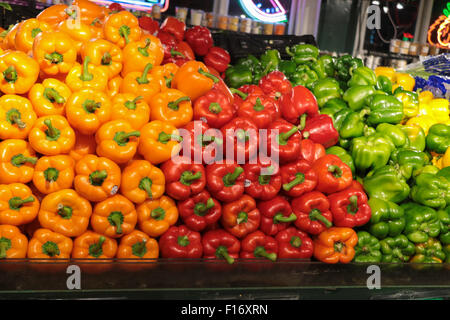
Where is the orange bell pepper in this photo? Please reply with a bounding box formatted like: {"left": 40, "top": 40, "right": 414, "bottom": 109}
{"left": 38, "top": 189, "right": 92, "bottom": 238}
{"left": 29, "top": 78, "right": 71, "bottom": 117}
{"left": 1, "top": 23, "right": 21, "bottom": 50}
{"left": 14, "top": 18, "right": 52, "bottom": 54}
{"left": 171, "top": 61, "right": 220, "bottom": 101}
{"left": 65, "top": 56, "right": 108, "bottom": 92}
{"left": 32, "top": 155, "right": 75, "bottom": 194}
{"left": 65, "top": 88, "right": 112, "bottom": 135}
{"left": 0, "top": 183, "right": 39, "bottom": 226}
{"left": 117, "top": 230, "right": 159, "bottom": 260}
{"left": 89, "top": 18, "right": 105, "bottom": 40}
{"left": 0, "top": 225, "right": 28, "bottom": 259}
{"left": 0, "top": 95, "right": 37, "bottom": 140}
{"left": 95, "top": 119, "right": 140, "bottom": 164}
{"left": 0, "top": 139, "right": 37, "bottom": 184}
{"left": 0, "top": 50, "right": 39, "bottom": 95}
{"left": 121, "top": 63, "right": 161, "bottom": 104}
{"left": 138, "top": 120, "right": 183, "bottom": 165}
{"left": 121, "top": 35, "right": 164, "bottom": 76}
{"left": 313, "top": 227, "right": 358, "bottom": 264}
{"left": 33, "top": 31, "right": 77, "bottom": 77}
{"left": 72, "top": 0, "right": 108, "bottom": 25}
{"left": 91, "top": 194, "right": 137, "bottom": 238}
{"left": 103, "top": 11, "right": 141, "bottom": 49}
{"left": 27, "top": 228, "right": 73, "bottom": 259}
{"left": 137, "top": 195, "right": 178, "bottom": 238}
{"left": 82, "top": 39, "right": 123, "bottom": 80}
{"left": 36, "top": 4, "right": 69, "bottom": 27}
{"left": 151, "top": 63, "right": 179, "bottom": 92}
{"left": 150, "top": 88, "right": 193, "bottom": 128}
{"left": 107, "top": 76, "right": 122, "bottom": 97}
{"left": 28, "top": 115, "right": 76, "bottom": 156}
{"left": 69, "top": 131, "right": 97, "bottom": 163}
{"left": 120, "top": 160, "right": 165, "bottom": 204}
{"left": 110, "top": 93, "right": 150, "bottom": 130}
{"left": 57, "top": 18, "right": 93, "bottom": 54}
{"left": 72, "top": 231, "right": 117, "bottom": 264}
{"left": 74, "top": 154, "right": 121, "bottom": 202}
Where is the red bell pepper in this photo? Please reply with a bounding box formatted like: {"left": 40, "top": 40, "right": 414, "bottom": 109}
{"left": 139, "top": 16, "right": 160, "bottom": 35}
{"left": 311, "top": 154, "right": 353, "bottom": 194}
{"left": 302, "top": 114, "right": 339, "bottom": 148}
{"left": 280, "top": 159, "right": 317, "bottom": 198}
{"left": 238, "top": 85, "right": 265, "bottom": 97}
{"left": 259, "top": 71, "right": 292, "bottom": 101}
{"left": 237, "top": 94, "right": 279, "bottom": 129}
{"left": 160, "top": 17, "right": 186, "bottom": 42}
{"left": 348, "top": 180, "right": 364, "bottom": 192}
{"left": 206, "top": 162, "right": 245, "bottom": 203}
{"left": 275, "top": 227, "right": 314, "bottom": 259}
{"left": 160, "top": 156, "right": 206, "bottom": 201}
{"left": 221, "top": 195, "right": 260, "bottom": 239}
{"left": 176, "top": 41, "right": 195, "bottom": 60}
{"left": 292, "top": 191, "right": 333, "bottom": 235}
{"left": 159, "top": 225, "right": 203, "bottom": 258}
{"left": 258, "top": 196, "right": 297, "bottom": 236}
{"left": 109, "top": 2, "right": 125, "bottom": 12}
{"left": 221, "top": 117, "right": 259, "bottom": 163}
{"left": 204, "top": 47, "right": 231, "bottom": 73}
{"left": 240, "top": 230, "right": 277, "bottom": 262}
{"left": 207, "top": 67, "right": 234, "bottom": 104}
{"left": 328, "top": 188, "right": 371, "bottom": 228}
{"left": 266, "top": 119, "right": 303, "bottom": 164}
{"left": 279, "top": 85, "right": 319, "bottom": 125}
{"left": 243, "top": 157, "right": 281, "bottom": 201}
{"left": 193, "top": 89, "right": 235, "bottom": 128}
{"left": 184, "top": 26, "right": 213, "bottom": 57}
{"left": 157, "top": 31, "right": 178, "bottom": 60}
{"left": 178, "top": 190, "right": 222, "bottom": 232}
{"left": 298, "top": 139, "right": 326, "bottom": 164}
{"left": 202, "top": 229, "right": 240, "bottom": 264}
{"left": 181, "top": 121, "right": 223, "bottom": 164}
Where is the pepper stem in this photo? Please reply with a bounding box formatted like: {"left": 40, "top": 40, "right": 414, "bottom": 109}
{"left": 124, "top": 96, "right": 143, "bottom": 110}
{"left": 273, "top": 213, "right": 297, "bottom": 224}
{"left": 151, "top": 207, "right": 166, "bottom": 220}
{"left": 44, "top": 52, "right": 64, "bottom": 64}
{"left": 102, "top": 52, "right": 112, "bottom": 65}
{"left": 216, "top": 245, "right": 234, "bottom": 264}
{"left": 180, "top": 171, "right": 202, "bottom": 186}
{"left": 44, "top": 167, "right": 59, "bottom": 182}
{"left": 136, "top": 63, "right": 153, "bottom": 84}
{"left": 193, "top": 198, "right": 215, "bottom": 216}
{"left": 258, "top": 174, "right": 271, "bottom": 185}
{"left": 11, "top": 154, "right": 37, "bottom": 167}
{"left": 42, "top": 241, "right": 60, "bottom": 257}
{"left": 158, "top": 131, "right": 182, "bottom": 144}
{"left": 2, "top": 66, "right": 17, "bottom": 83}
{"left": 254, "top": 246, "right": 277, "bottom": 262}
{"left": 113, "top": 131, "right": 141, "bottom": 146}
{"left": 177, "top": 235, "right": 190, "bottom": 247}
{"left": 44, "top": 87, "right": 65, "bottom": 104}
{"left": 282, "top": 172, "right": 305, "bottom": 191}
{"left": 9, "top": 196, "right": 34, "bottom": 210}
{"left": 132, "top": 239, "right": 147, "bottom": 258}
{"left": 290, "top": 236, "right": 302, "bottom": 248}
{"left": 89, "top": 170, "right": 108, "bottom": 186}
{"left": 6, "top": 108, "right": 26, "bottom": 129}
{"left": 208, "top": 102, "right": 222, "bottom": 114}
{"left": 309, "top": 209, "right": 332, "bottom": 228}
{"left": 236, "top": 211, "right": 248, "bottom": 224}
{"left": 170, "top": 48, "right": 185, "bottom": 58}
{"left": 89, "top": 236, "right": 105, "bottom": 258}
{"left": 167, "top": 96, "right": 190, "bottom": 111}
{"left": 298, "top": 114, "right": 307, "bottom": 131}
{"left": 79, "top": 56, "right": 93, "bottom": 82}
{"left": 223, "top": 167, "right": 244, "bottom": 187}
{"left": 138, "top": 38, "right": 151, "bottom": 57}
{"left": 119, "top": 25, "right": 131, "bottom": 44}
{"left": 57, "top": 205, "right": 73, "bottom": 219}
{"left": 347, "top": 195, "right": 359, "bottom": 215}
{"left": 83, "top": 99, "right": 101, "bottom": 113}
{"left": 0, "top": 238, "right": 12, "bottom": 259}
{"left": 328, "top": 165, "right": 343, "bottom": 178}
{"left": 139, "top": 177, "right": 153, "bottom": 199}
{"left": 278, "top": 125, "right": 299, "bottom": 145}
{"left": 108, "top": 211, "right": 124, "bottom": 234}
{"left": 230, "top": 88, "right": 248, "bottom": 100}
{"left": 198, "top": 68, "right": 219, "bottom": 83}
{"left": 334, "top": 241, "right": 345, "bottom": 253}
{"left": 44, "top": 119, "right": 60, "bottom": 140}
{"left": 253, "top": 98, "right": 265, "bottom": 111}
{"left": 285, "top": 46, "right": 295, "bottom": 57}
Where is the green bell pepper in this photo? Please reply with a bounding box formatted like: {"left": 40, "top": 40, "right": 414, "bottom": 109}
{"left": 285, "top": 44, "right": 319, "bottom": 65}
{"left": 410, "top": 238, "right": 446, "bottom": 263}
{"left": 437, "top": 207, "right": 450, "bottom": 245}
{"left": 394, "top": 88, "right": 419, "bottom": 119}
{"left": 353, "top": 231, "right": 382, "bottom": 263}
{"left": 335, "top": 54, "right": 364, "bottom": 82}
{"left": 437, "top": 166, "right": 450, "bottom": 182}
{"left": 347, "top": 66, "right": 377, "bottom": 87}
{"left": 342, "top": 85, "right": 376, "bottom": 111}
{"left": 290, "top": 64, "right": 318, "bottom": 90}
{"left": 390, "top": 148, "right": 430, "bottom": 180}
{"left": 225, "top": 65, "right": 253, "bottom": 88}
{"left": 426, "top": 123, "right": 450, "bottom": 154}
{"left": 410, "top": 173, "right": 450, "bottom": 209}
{"left": 402, "top": 202, "right": 441, "bottom": 243}
{"left": 376, "top": 123, "right": 409, "bottom": 149}
{"left": 320, "top": 98, "right": 348, "bottom": 118}
{"left": 365, "top": 94, "right": 404, "bottom": 126}
{"left": 278, "top": 60, "right": 297, "bottom": 77}
{"left": 334, "top": 108, "right": 366, "bottom": 140}
{"left": 363, "top": 165, "right": 410, "bottom": 203}
{"left": 318, "top": 54, "right": 335, "bottom": 78}
{"left": 350, "top": 133, "right": 395, "bottom": 173}
{"left": 260, "top": 49, "right": 281, "bottom": 74}
{"left": 312, "top": 78, "right": 343, "bottom": 108}
{"left": 326, "top": 146, "right": 355, "bottom": 174}
{"left": 399, "top": 124, "right": 426, "bottom": 152}
{"left": 368, "top": 198, "right": 405, "bottom": 239}
{"left": 237, "top": 55, "right": 260, "bottom": 70}
{"left": 307, "top": 60, "right": 327, "bottom": 80}
{"left": 375, "top": 75, "right": 393, "bottom": 94}
{"left": 380, "top": 235, "right": 415, "bottom": 263}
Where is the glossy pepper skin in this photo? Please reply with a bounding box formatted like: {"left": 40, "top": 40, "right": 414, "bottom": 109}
{"left": 0, "top": 50, "right": 40, "bottom": 95}
{"left": 335, "top": 55, "right": 364, "bottom": 83}
{"left": 259, "top": 71, "right": 292, "bottom": 101}
{"left": 150, "top": 89, "right": 193, "bottom": 128}
{"left": 390, "top": 148, "right": 430, "bottom": 180}
{"left": 240, "top": 230, "right": 278, "bottom": 262}
{"left": 0, "top": 139, "right": 37, "bottom": 184}
{"left": 121, "top": 35, "right": 163, "bottom": 76}
{"left": 401, "top": 202, "right": 441, "bottom": 243}
{"left": 347, "top": 66, "right": 377, "bottom": 87}
{"left": 275, "top": 227, "right": 313, "bottom": 259}
{"left": 193, "top": 89, "right": 235, "bottom": 128}
{"left": 178, "top": 190, "right": 221, "bottom": 232}
{"left": 27, "top": 228, "right": 73, "bottom": 260}
{"left": 258, "top": 196, "right": 297, "bottom": 236}
{"left": 366, "top": 94, "right": 404, "bottom": 126}
{"left": 311, "top": 154, "right": 353, "bottom": 194}
{"left": 28, "top": 78, "right": 71, "bottom": 117}
{"left": 279, "top": 85, "right": 319, "bottom": 125}
{"left": 363, "top": 165, "right": 410, "bottom": 204}
{"left": 181, "top": 121, "right": 223, "bottom": 164}
{"left": 224, "top": 65, "right": 253, "bottom": 89}
{"left": 72, "top": 231, "right": 117, "bottom": 261}
{"left": 82, "top": 39, "right": 123, "bottom": 80}
{"left": 266, "top": 119, "right": 303, "bottom": 164}
{"left": 313, "top": 227, "right": 358, "bottom": 264}
{"left": 426, "top": 123, "right": 450, "bottom": 154}
{"left": 326, "top": 146, "right": 355, "bottom": 175}
{"left": 221, "top": 117, "right": 259, "bottom": 162}
{"left": 302, "top": 114, "right": 339, "bottom": 148}
{"left": 137, "top": 195, "right": 178, "bottom": 238}
{"left": 260, "top": 49, "right": 281, "bottom": 74}
{"left": 286, "top": 44, "right": 319, "bottom": 65}
{"left": 0, "top": 95, "right": 37, "bottom": 140}
{"left": 202, "top": 229, "right": 240, "bottom": 264}
{"left": 117, "top": 230, "right": 159, "bottom": 260}
{"left": 280, "top": 159, "right": 317, "bottom": 198}
{"left": 0, "top": 183, "right": 39, "bottom": 226}
{"left": 204, "top": 46, "right": 231, "bottom": 73}
{"left": 328, "top": 187, "right": 371, "bottom": 228}
{"left": 65, "top": 56, "right": 108, "bottom": 93}
{"left": 376, "top": 123, "right": 409, "bottom": 149}
{"left": 292, "top": 191, "right": 333, "bottom": 235}
{"left": 38, "top": 189, "right": 92, "bottom": 237}
{"left": 110, "top": 94, "right": 150, "bottom": 131}
{"left": 410, "top": 238, "right": 446, "bottom": 264}
{"left": 69, "top": 131, "right": 97, "bottom": 163}
{"left": 237, "top": 95, "right": 279, "bottom": 129}
{"left": 37, "top": 4, "right": 69, "bottom": 26}
{"left": 312, "top": 78, "right": 342, "bottom": 108}
{"left": 184, "top": 26, "right": 213, "bottom": 56}
{"left": 121, "top": 63, "right": 161, "bottom": 105}
{"left": 103, "top": 11, "right": 142, "bottom": 49}
{"left": 342, "top": 85, "right": 376, "bottom": 111}
{"left": 379, "top": 235, "right": 415, "bottom": 262}
{"left": 221, "top": 195, "right": 260, "bottom": 239}
{"left": 410, "top": 173, "right": 450, "bottom": 209}
{"left": 368, "top": 198, "right": 405, "bottom": 239}
{"left": 160, "top": 17, "right": 186, "bottom": 42}
{"left": 32, "top": 155, "right": 75, "bottom": 194}
{"left": 159, "top": 225, "right": 202, "bottom": 258}
{"left": 0, "top": 225, "right": 28, "bottom": 259}
{"left": 350, "top": 133, "right": 395, "bottom": 173}
{"left": 394, "top": 88, "right": 419, "bottom": 119}
{"left": 352, "top": 231, "right": 381, "bottom": 263}
{"left": 299, "top": 139, "right": 326, "bottom": 165}
{"left": 333, "top": 108, "right": 366, "bottom": 141}
{"left": 290, "top": 64, "right": 318, "bottom": 90}
{"left": 244, "top": 158, "right": 281, "bottom": 201}
{"left": 375, "top": 75, "right": 393, "bottom": 94}
{"left": 161, "top": 156, "right": 206, "bottom": 201}
{"left": 399, "top": 124, "right": 426, "bottom": 152}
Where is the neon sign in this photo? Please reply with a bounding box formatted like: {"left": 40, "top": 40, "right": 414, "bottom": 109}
{"left": 238, "top": 0, "right": 287, "bottom": 23}
{"left": 93, "top": 0, "right": 169, "bottom": 12}
{"left": 428, "top": 2, "right": 450, "bottom": 49}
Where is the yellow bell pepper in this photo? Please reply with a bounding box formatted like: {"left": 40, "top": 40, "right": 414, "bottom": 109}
{"left": 375, "top": 67, "right": 396, "bottom": 83}
{"left": 406, "top": 115, "right": 436, "bottom": 135}
{"left": 429, "top": 99, "right": 450, "bottom": 123}
{"left": 393, "top": 73, "right": 415, "bottom": 92}
{"left": 441, "top": 147, "right": 450, "bottom": 168}
{"left": 419, "top": 91, "right": 434, "bottom": 105}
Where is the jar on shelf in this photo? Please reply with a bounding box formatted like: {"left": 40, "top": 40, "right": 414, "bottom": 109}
{"left": 263, "top": 23, "right": 274, "bottom": 35}
{"left": 252, "top": 21, "right": 262, "bottom": 34}
{"left": 419, "top": 44, "right": 430, "bottom": 56}
{"left": 240, "top": 18, "right": 252, "bottom": 33}
{"left": 204, "top": 12, "right": 215, "bottom": 28}
{"left": 217, "top": 15, "right": 228, "bottom": 30}
{"left": 274, "top": 23, "right": 286, "bottom": 35}
{"left": 409, "top": 42, "right": 419, "bottom": 56}
{"left": 390, "top": 39, "right": 401, "bottom": 54}
{"left": 190, "top": 9, "right": 204, "bottom": 26}
{"left": 228, "top": 16, "right": 239, "bottom": 32}
{"left": 152, "top": 4, "right": 162, "bottom": 20}
{"left": 175, "top": 7, "right": 189, "bottom": 23}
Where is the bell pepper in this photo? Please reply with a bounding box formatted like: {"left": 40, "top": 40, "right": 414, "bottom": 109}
{"left": 206, "top": 162, "right": 245, "bottom": 203}
{"left": 108, "top": 76, "right": 123, "bottom": 97}
{"left": 311, "top": 154, "right": 352, "bottom": 194}
{"left": 347, "top": 66, "right": 377, "bottom": 88}
{"left": 56, "top": 18, "right": 93, "bottom": 55}
{"left": 28, "top": 228, "right": 73, "bottom": 260}
{"left": 266, "top": 119, "right": 302, "bottom": 164}
{"left": 0, "top": 95, "right": 37, "bottom": 140}
{"left": 302, "top": 114, "right": 339, "bottom": 148}
{"left": 72, "top": 231, "right": 117, "bottom": 260}
{"left": 333, "top": 108, "right": 366, "bottom": 141}
{"left": 240, "top": 230, "right": 277, "bottom": 262}
{"left": 89, "top": 18, "right": 105, "bottom": 40}
{"left": 374, "top": 66, "right": 396, "bottom": 83}
{"left": 237, "top": 94, "right": 279, "bottom": 129}
{"left": 0, "top": 50, "right": 39, "bottom": 95}
{"left": 365, "top": 94, "right": 404, "bottom": 126}
{"left": 258, "top": 71, "right": 292, "bottom": 101}
{"left": 326, "top": 146, "right": 355, "bottom": 175}
{"left": 150, "top": 89, "right": 193, "bottom": 128}
{"left": 110, "top": 94, "right": 149, "bottom": 131}
{"left": 399, "top": 124, "right": 426, "bottom": 152}
{"left": 193, "top": 89, "right": 234, "bottom": 128}
{"left": 37, "top": 4, "right": 69, "bottom": 27}
{"left": 138, "top": 120, "right": 182, "bottom": 165}
{"left": 299, "top": 139, "right": 326, "bottom": 164}
{"left": 32, "top": 155, "right": 75, "bottom": 194}
{"left": 313, "top": 227, "right": 358, "bottom": 264}
{"left": 0, "top": 225, "right": 28, "bottom": 259}
{"left": 220, "top": 194, "right": 260, "bottom": 239}
{"left": 160, "top": 17, "right": 186, "bottom": 42}
{"left": 374, "top": 123, "right": 409, "bottom": 149}
{"left": 38, "top": 188, "right": 91, "bottom": 238}
{"left": 137, "top": 195, "right": 178, "bottom": 238}
{"left": 410, "top": 238, "right": 446, "bottom": 264}
{"left": 426, "top": 123, "right": 450, "bottom": 154}
{"left": 290, "top": 64, "right": 318, "bottom": 90}
{"left": 352, "top": 231, "right": 381, "bottom": 263}
{"left": 178, "top": 189, "right": 221, "bottom": 232}
{"left": 368, "top": 198, "right": 405, "bottom": 239}
{"left": 69, "top": 131, "right": 97, "bottom": 163}
{"left": 29, "top": 79, "right": 71, "bottom": 117}
{"left": 428, "top": 98, "right": 449, "bottom": 123}
{"left": 328, "top": 187, "right": 371, "bottom": 228}
{"left": 375, "top": 75, "right": 393, "bottom": 94}
{"left": 363, "top": 165, "right": 410, "bottom": 203}
{"left": 81, "top": 39, "right": 123, "bottom": 80}
{"left": 335, "top": 55, "right": 364, "bottom": 82}
{"left": 286, "top": 44, "right": 319, "bottom": 65}
{"left": 350, "top": 133, "right": 395, "bottom": 173}
{"left": 117, "top": 230, "right": 159, "bottom": 260}
{"left": 224, "top": 65, "right": 253, "bottom": 89}
{"left": 243, "top": 158, "right": 281, "bottom": 201}
{"left": 342, "top": 85, "right": 376, "bottom": 111}
{"left": 390, "top": 148, "right": 430, "bottom": 180}
{"left": 139, "top": 15, "right": 159, "bottom": 34}
{"left": 121, "top": 63, "right": 161, "bottom": 105}
{"left": 306, "top": 58, "right": 328, "bottom": 80}
{"left": 14, "top": 18, "right": 52, "bottom": 54}
{"left": 72, "top": 0, "right": 108, "bottom": 25}
{"left": 260, "top": 49, "right": 281, "bottom": 74}
{"left": 394, "top": 72, "right": 415, "bottom": 92}
{"left": 280, "top": 159, "right": 317, "bottom": 198}
{"left": 258, "top": 196, "right": 296, "bottom": 236}
{"left": 74, "top": 154, "right": 121, "bottom": 203}
{"left": 394, "top": 88, "right": 419, "bottom": 119}
{"left": 278, "top": 60, "right": 296, "bottom": 77}
{"left": 65, "top": 56, "right": 108, "bottom": 93}
{"left": 312, "top": 78, "right": 342, "bottom": 108}
{"left": 103, "top": 11, "right": 142, "bottom": 49}
{"left": 159, "top": 225, "right": 202, "bottom": 258}
{"left": 379, "top": 235, "right": 415, "bottom": 263}
{"left": 151, "top": 63, "right": 179, "bottom": 92}
{"left": 0, "top": 183, "right": 39, "bottom": 226}
{"left": 204, "top": 46, "right": 230, "bottom": 74}
{"left": 401, "top": 202, "right": 440, "bottom": 243}
{"left": 275, "top": 227, "right": 313, "bottom": 259}
{"left": 279, "top": 85, "right": 319, "bottom": 125}
{"left": 122, "top": 35, "right": 163, "bottom": 76}
{"left": 221, "top": 117, "right": 259, "bottom": 162}
{"left": 437, "top": 208, "right": 450, "bottom": 245}
{"left": 181, "top": 121, "right": 223, "bottom": 164}
{"left": 202, "top": 229, "right": 240, "bottom": 264}
{"left": 0, "top": 139, "right": 36, "bottom": 184}
{"left": 184, "top": 26, "right": 213, "bottom": 57}
{"left": 292, "top": 191, "right": 333, "bottom": 235}
{"left": 410, "top": 173, "right": 450, "bottom": 209}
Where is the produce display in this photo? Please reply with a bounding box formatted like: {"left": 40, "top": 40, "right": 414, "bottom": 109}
{"left": 0, "top": 0, "right": 449, "bottom": 267}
